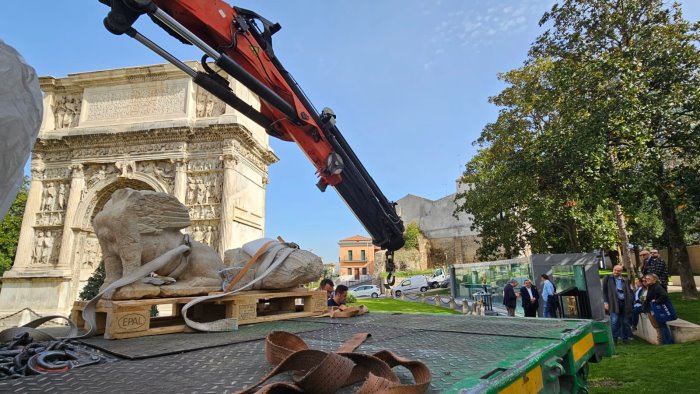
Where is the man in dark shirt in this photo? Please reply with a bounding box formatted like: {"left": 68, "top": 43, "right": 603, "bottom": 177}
{"left": 318, "top": 278, "right": 335, "bottom": 299}
{"left": 646, "top": 249, "right": 669, "bottom": 290}
{"left": 328, "top": 284, "right": 348, "bottom": 307}
{"left": 502, "top": 279, "right": 519, "bottom": 317}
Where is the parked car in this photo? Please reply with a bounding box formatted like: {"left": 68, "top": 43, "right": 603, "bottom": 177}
{"left": 350, "top": 284, "right": 381, "bottom": 298}
{"left": 392, "top": 275, "right": 430, "bottom": 297}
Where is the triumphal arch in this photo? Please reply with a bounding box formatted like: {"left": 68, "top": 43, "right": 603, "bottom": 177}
{"left": 0, "top": 62, "right": 278, "bottom": 317}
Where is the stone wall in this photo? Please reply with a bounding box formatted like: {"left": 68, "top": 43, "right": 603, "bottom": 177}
{"left": 427, "top": 236, "right": 480, "bottom": 267}
{"left": 395, "top": 182, "right": 480, "bottom": 268}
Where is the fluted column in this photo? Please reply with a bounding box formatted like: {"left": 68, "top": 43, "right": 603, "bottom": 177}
{"left": 57, "top": 164, "right": 85, "bottom": 269}
{"left": 218, "top": 154, "right": 238, "bottom": 257}
{"left": 11, "top": 166, "right": 45, "bottom": 270}
{"left": 172, "top": 159, "right": 188, "bottom": 204}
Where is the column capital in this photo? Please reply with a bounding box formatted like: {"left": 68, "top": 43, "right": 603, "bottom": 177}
{"left": 31, "top": 167, "right": 45, "bottom": 180}
{"left": 220, "top": 154, "right": 238, "bottom": 169}
{"left": 70, "top": 163, "right": 84, "bottom": 178}
{"left": 171, "top": 158, "right": 189, "bottom": 171}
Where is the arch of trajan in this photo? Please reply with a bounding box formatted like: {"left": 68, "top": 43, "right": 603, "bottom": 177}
{"left": 0, "top": 62, "right": 278, "bottom": 317}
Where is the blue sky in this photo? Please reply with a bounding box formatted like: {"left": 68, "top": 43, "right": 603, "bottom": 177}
{"left": 2, "top": 1, "right": 698, "bottom": 263}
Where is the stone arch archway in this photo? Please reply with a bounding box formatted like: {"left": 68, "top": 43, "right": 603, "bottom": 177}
{"left": 89, "top": 178, "right": 156, "bottom": 223}
{"left": 75, "top": 173, "right": 166, "bottom": 230}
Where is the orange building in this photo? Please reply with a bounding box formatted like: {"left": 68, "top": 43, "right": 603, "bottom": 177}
{"left": 338, "top": 235, "right": 379, "bottom": 281}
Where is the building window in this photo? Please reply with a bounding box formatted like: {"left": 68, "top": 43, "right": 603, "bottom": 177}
{"left": 360, "top": 250, "right": 366, "bottom": 260}
{"left": 362, "top": 267, "right": 367, "bottom": 275}
{"left": 348, "top": 250, "right": 353, "bottom": 260}
{"left": 347, "top": 268, "right": 352, "bottom": 275}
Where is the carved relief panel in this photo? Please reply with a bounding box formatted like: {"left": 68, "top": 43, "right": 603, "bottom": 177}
{"left": 81, "top": 235, "right": 102, "bottom": 269}
{"left": 184, "top": 157, "right": 223, "bottom": 248}
{"left": 136, "top": 160, "right": 175, "bottom": 194}
{"left": 37, "top": 178, "right": 70, "bottom": 227}
{"left": 31, "top": 229, "right": 62, "bottom": 266}
{"left": 84, "top": 164, "right": 117, "bottom": 190}
{"left": 52, "top": 94, "right": 83, "bottom": 129}
{"left": 189, "top": 224, "right": 219, "bottom": 248}
{"left": 196, "top": 86, "right": 226, "bottom": 118}
{"left": 185, "top": 158, "right": 223, "bottom": 211}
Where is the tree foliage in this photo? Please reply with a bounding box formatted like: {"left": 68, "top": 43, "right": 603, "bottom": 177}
{"left": 78, "top": 262, "right": 105, "bottom": 301}
{"left": 403, "top": 222, "right": 421, "bottom": 250}
{"left": 0, "top": 178, "right": 28, "bottom": 276}
{"left": 457, "top": 0, "right": 700, "bottom": 297}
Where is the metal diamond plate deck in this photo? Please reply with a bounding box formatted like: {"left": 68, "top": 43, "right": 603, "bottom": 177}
{"left": 0, "top": 313, "right": 596, "bottom": 393}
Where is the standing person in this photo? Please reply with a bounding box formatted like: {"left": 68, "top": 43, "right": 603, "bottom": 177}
{"left": 328, "top": 285, "right": 348, "bottom": 307}
{"left": 603, "top": 265, "right": 633, "bottom": 343}
{"left": 502, "top": 279, "right": 519, "bottom": 317}
{"left": 643, "top": 274, "right": 674, "bottom": 345}
{"left": 541, "top": 274, "right": 556, "bottom": 318}
{"left": 646, "top": 249, "right": 669, "bottom": 291}
{"left": 318, "top": 278, "right": 335, "bottom": 300}
{"left": 631, "top": 277, "right": 646, "bottom": 331}
{"left": 639, "top": 249, "right": 651, "bottom": 276}
{"left": 519, "top": 279, "right": 539, "bottom": 317}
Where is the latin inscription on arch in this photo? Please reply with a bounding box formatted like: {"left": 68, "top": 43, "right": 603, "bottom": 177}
{"left": 82, "top": 79, "right": 188, "bottom": 124}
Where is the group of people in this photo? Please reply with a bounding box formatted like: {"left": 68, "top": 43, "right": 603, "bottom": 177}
{"left": 319, "top": 278, "right": 348, "bottom": 307}
{"left": 603, "top": 249, "right": 673, "bottom": 345}
{"left": 502, "top": 250, "right": 673, "bottom": 345}
{"left": 502, "top": 274, "right": 558, "bottom": 318}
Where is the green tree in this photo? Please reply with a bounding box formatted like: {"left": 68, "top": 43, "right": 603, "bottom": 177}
{"left": 403, "top": 222, "right": 421, "bottom": 250}
{"left": 532, "top": 0, "right": 700, "bottom": 297}
{"left": 457, "top": 58, "right": 619, "bottom": 259}
{"left": 0, "top": 178, "right": 28, "bottom": 276}
{"left": 458, "top": 0, "right": 700, "bottom": 299}
{"left": 79, "top": 261, "right": 105, "bottom": 300}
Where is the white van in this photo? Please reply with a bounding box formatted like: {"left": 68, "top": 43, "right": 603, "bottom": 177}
{"left": 392, "top": 275, "right": 429, "bottom": 297}
{"left": 428, "top": 267, "right": 447, "bottom": 289}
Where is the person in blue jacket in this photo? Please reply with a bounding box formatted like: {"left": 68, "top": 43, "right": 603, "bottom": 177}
{"left": 540, "top": 274, "right": 557, "bottom": 318}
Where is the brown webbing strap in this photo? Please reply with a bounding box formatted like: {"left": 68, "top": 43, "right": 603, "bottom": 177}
{"left": 235, "top": 331, "right": 431, "bottom": 394}
{"left": 223, "top": 240, "right": 275, "bottom": 293}
{"left": 317, "top": 305, "right": 370, "bottom": 319}
{"left": 357, "top": 350, "right": 432, "bottom": 394}
{"left": 336, "top": 332, "right": 372, "bottom": 353}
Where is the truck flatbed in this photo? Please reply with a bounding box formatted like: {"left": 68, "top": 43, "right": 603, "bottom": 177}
{"left": 0, "top": 313, "right": 612, "bottom": 393}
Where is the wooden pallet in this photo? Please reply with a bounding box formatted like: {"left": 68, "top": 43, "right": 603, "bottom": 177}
{"left": 71, "top": 289, "right": 327, "bottom": 339}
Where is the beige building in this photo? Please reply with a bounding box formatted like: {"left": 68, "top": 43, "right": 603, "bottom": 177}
{"left": 338, "top": 235, "right": 379, "bottom": 281}
{"left": 0, "top": 62, "right": 277, "bottom": 318}
{"left": 395, "top": 182, "right": 480, "bottom": 269}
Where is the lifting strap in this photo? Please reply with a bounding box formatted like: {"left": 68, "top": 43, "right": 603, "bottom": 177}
{"left": 235, "top": 331, "right": 431, "bottom": 394}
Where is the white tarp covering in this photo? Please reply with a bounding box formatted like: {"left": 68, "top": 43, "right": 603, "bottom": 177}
{"left": 0, "top": 39, "right": 42, "bottom": 218}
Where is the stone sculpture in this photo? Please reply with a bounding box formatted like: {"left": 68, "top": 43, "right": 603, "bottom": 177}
{"left": 221, "top": 238, "right": 323, "bottom": 291}
{"left": 92, "top": 188, "right": 224, "bottom": 300}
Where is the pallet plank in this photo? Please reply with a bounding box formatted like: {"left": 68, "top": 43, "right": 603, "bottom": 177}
{"left": 72, "top": 289, "right": 327, "bottom": 339}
